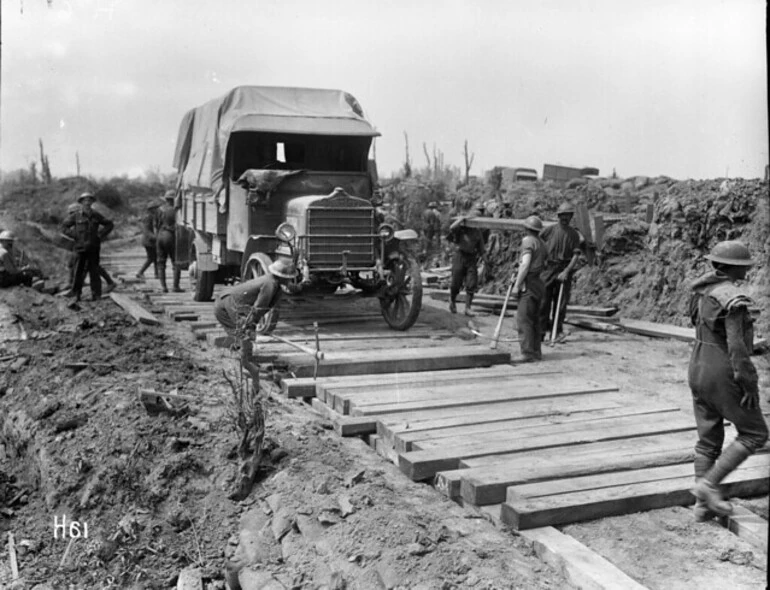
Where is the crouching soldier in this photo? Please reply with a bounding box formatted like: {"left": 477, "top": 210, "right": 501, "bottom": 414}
{"left": 214, "top": 259, "right": 296, "bottom": 360}
{"left": 688, "top": 240, "right": 768, "bottom": 520}
{"left": 0, "top": 231, "right": 40, "bottom": 288}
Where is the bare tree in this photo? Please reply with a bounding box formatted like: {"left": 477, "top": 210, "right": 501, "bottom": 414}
{"left": 463, "top": 140, "right": 475, "bottom": 184}
{"left": 403, "top": 131, "right": 412, "bottom": 178}
{"left": 39, "top": 139, "right": 52, "bottom": 183}
{"left": 422, "top": 142, "right": 431, "bottom": 176}
{"left": 76, "top": 151, "right": 81, "bottom": 177}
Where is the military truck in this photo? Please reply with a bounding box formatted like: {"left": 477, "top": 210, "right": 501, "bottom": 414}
{"left": 171, "top": 86, "right": 422, "bottom": 333}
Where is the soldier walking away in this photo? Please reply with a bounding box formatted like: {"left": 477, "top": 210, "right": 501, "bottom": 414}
{"left": 156, "top": 190, "right": 183, "bottom": 293}
{"left": 447, "top": 203, "right": 488, "bottom": 316}
{"left": 61, "top": 192, "right": 114, "bottom": 302}
{"left": 0, "top": 231, "right": 42, "bottom": 289}
{"left": 688, "top": 241, "right": 768, "bottom": 519}
{"left": 421, "top": 201, "right": 442, "bottom": 259}
{"left": 137, "top": 202, "right": 160, "bottom": 279}
{"left": 540, "top": 202, "right": 584, "bottom": 342}
{"left": 511, "top": 216, "right": 547, "bottom": 362}
{"left": 214, "top": 259, "right": 296, "bottom": 358}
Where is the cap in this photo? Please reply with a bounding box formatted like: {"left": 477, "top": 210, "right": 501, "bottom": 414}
{"left": 268, "top": 259, "right": 296, "bottom": 279}
{"left": 705, "top": 240, "right": 754, "bottom": 266}
{"left": 523, "top": 215, "right": 543, "bottom": 232}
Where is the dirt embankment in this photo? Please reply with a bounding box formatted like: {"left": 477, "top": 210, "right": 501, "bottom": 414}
{"left": 402, "top": 174, "right": 769, "bottom": 339}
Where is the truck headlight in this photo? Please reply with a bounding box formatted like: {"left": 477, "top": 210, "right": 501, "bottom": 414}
{"left": 276, "top": 222, "right": 296, "bottom": 242}
{"left": 378, "top": 223, "right": 394, "bottom": 242}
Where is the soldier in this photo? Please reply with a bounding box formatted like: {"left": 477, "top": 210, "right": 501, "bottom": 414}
{"left": 214, "top": 259, "right": 296, "bottom": 362}
{"left": 688, "top": 241, "right": 768, "bottom": 519}
{"left": 421, "top": 201, "right": 442, "bottom": 258}
{"left": 446, "top": 203, "right": 488, "bottom": 316}
{"left": 61, "top": 192, "right": 114, "bottom": 302}
{"left": 539, "top": 202, "right": 584, "bottom": 342}
{"left": 136, "top": 202, "right": 160, "bottom": 279}
{"left": 511, "top": 216, "right": 547, "bottom": 362}
{"left": 0, "top": 231, "right": 38, "bottom": 288}
{"left": 156, "top": 190, "right": 183, "bottom": 293}
{"left": 62, "top": 202, "right": 116, "bottom": 296}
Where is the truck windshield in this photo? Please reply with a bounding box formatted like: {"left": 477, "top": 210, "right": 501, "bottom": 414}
{"left": 229, "top": 132, "right": 371, "bottom": 179}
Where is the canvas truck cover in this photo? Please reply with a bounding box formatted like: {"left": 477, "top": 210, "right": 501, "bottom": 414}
{"left": 172, "top": 86, "right": 380, "bottom": 192}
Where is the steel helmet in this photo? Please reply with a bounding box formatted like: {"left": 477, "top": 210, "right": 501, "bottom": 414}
{"left": 523, "top": 215, "right": 543, "bottom": 232}
{"left": 268, "top": 259, "right": 296, "bottom": 279}
{"left": 705, "top": 241, "right": 754, "bottom": 266}
{"left": 474, "top": 202, "right": 486, "bottom": 214}
{"left": 557, "top": 202, "right": 575, "bottom": 215}
{"left": 67, "top": 203, "right": 80, "bottom": 213}
{"left": 428, "top": 201, "right": 438, "bottom": 208}
{"left": 77, "top": 192, "right": 96, "bottom": 203}
{"left": 0, "top": 230, "right": 15, "bottom": 242}
{"left": 163, "top": 189, "right": 176, "bottom": 201}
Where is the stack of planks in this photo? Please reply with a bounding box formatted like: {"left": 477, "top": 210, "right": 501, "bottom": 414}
{"left": 303, "top": 366, "right": 770, "bottom": 530}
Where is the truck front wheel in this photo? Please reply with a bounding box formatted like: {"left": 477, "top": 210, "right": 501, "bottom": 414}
{"left": 379, "top": 253, "right": 422, "bottom": 331}
{"left": 243, "top": 253, "right": 279, "bottom": 335}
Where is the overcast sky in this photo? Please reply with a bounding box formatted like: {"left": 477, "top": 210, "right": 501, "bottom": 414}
{"left": 1, "top": 0, "right": 767, "bottom": 181}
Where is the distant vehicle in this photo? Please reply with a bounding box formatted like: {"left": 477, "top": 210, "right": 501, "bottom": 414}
{"left": 542, "top": 164, "right": 599, "bottom": 182}
{"left": 508, "top": 167, "right": 538, "bottom": 182}
{"left": 171, "top": 86, "right": 423, "bottom": 332}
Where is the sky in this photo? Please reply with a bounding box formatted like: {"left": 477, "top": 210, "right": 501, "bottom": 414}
{"left": 0, "top": 0, "right": 767, "bottom": 181}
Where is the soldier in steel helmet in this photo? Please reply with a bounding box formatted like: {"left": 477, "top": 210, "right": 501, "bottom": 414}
{"left": 446, "top": 202, "right": 489, "bottom": 316}
{"left": 688, "top": 240, "right": 768, "bottom": 520}
{"left": 510, "top": 216, "right": 547, "bottom": 362}
{"left": 136, "top": 202, "right": 160, "bottom": 279}
{"left": 156, "top": 190, "right": 183, "bottom": 293}
{"left": 214, "top": 258, "right": 296, "bottom": 366}
{"left": 539, "top": 201, "right": 585, "bottom": 342}
{"left": 61, "top": 192, "right": 114, "bottom": 301}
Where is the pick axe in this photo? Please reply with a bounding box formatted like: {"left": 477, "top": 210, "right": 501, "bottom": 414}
{"left": 550, "top": 281, "right": 565, "bottom": 347}
{"left": 267, "top": 322, "right": 325, "bottom": 379}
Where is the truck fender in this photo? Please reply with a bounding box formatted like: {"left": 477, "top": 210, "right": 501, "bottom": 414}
{"left": 240, "top": 235, "right": 280, "bottom": 278}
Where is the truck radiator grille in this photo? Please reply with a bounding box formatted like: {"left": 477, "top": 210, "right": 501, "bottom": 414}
{"left": 306, "top": 207, "right": 375, "bottom": 267}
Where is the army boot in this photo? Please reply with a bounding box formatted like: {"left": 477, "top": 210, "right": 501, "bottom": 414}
{"left": 464, "top": 293, "right": 475, "bottom": 317}
{"left": 172, "top": 266, "right": 184, "bottom": 293}
{"left": 692, "top": 453, "right": 716, "bottom": 522}
{"left": 158, "top": 267, "right": 169, "bottom": 293}
{"left": 691, "top": 442, "right": 752, "bottom": 517}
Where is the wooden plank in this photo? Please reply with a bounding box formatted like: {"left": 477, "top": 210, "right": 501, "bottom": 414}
{"left": 353, "top": 383, "right": 618, "bottom": 417}
{"left": 724, "top": 506, "right": 768, "bottom": 554}
{"left": 617, "top": 318, "right": 768, "bottom": 351}
{"left": 426, "top": 290, "right": 617, "bottom": 317}
{"left": 394, "top": 404, "right": 679, "bottom": 455}
{"left": 380, "top": 391, "right": 623, "bottom": 447}
{"left": 461, "top": 216, "right": 557, "bottom": 231}
{"left": 333, "top": 372, "right": 573, "bottom": 414}
{"left": 399, "top": 411, "right": 692, "bottom": 480}
{"left": 315, "top": 365, "right": 552, "bottom": 401}
{"left": 109, "top": 293, "right": 161, "bottom": 326}
{"left": 461, "top": 438, "right": 694, "bottom": 506}
{"left": 284, "top": 346, "right": 510, "bottom": 379}
{"left": 593, "top": 214, "right": 605, "bottom": 251}
{"left": 521, "top": 527, "right": 649, "bottom": 590}
{"left": 502, "top": 461, "right": 769, "bottom": 530}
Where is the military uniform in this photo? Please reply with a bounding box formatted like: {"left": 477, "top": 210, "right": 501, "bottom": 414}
{"left": 156, "top": 195, "right": 181, "bottom": 292}
{"left": 688, "top": 241, "right": 768, "bottom": 519}
{"left": 515, "top": 223, "right": 547, "bottom": 361}
{"left": 137, "top": 204, "right": 160, "bottom": 278}
{"left": 421, "top": 203, "right": 442, "bottom": 256}
{"left": 61, "top": 195, "right": 114, "bottom": 300}
{"left": 447, "top": 223, "right": 487, "bottom": 313}
{"left": 539, "top": 222, "right": 583, "bottom": 337}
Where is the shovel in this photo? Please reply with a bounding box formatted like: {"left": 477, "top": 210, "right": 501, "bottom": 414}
{"left": 490, "top": 279, "right": 516, "bottom": 349}
{"left": 549, "top": 281, "right": 565, "bottom": 347}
